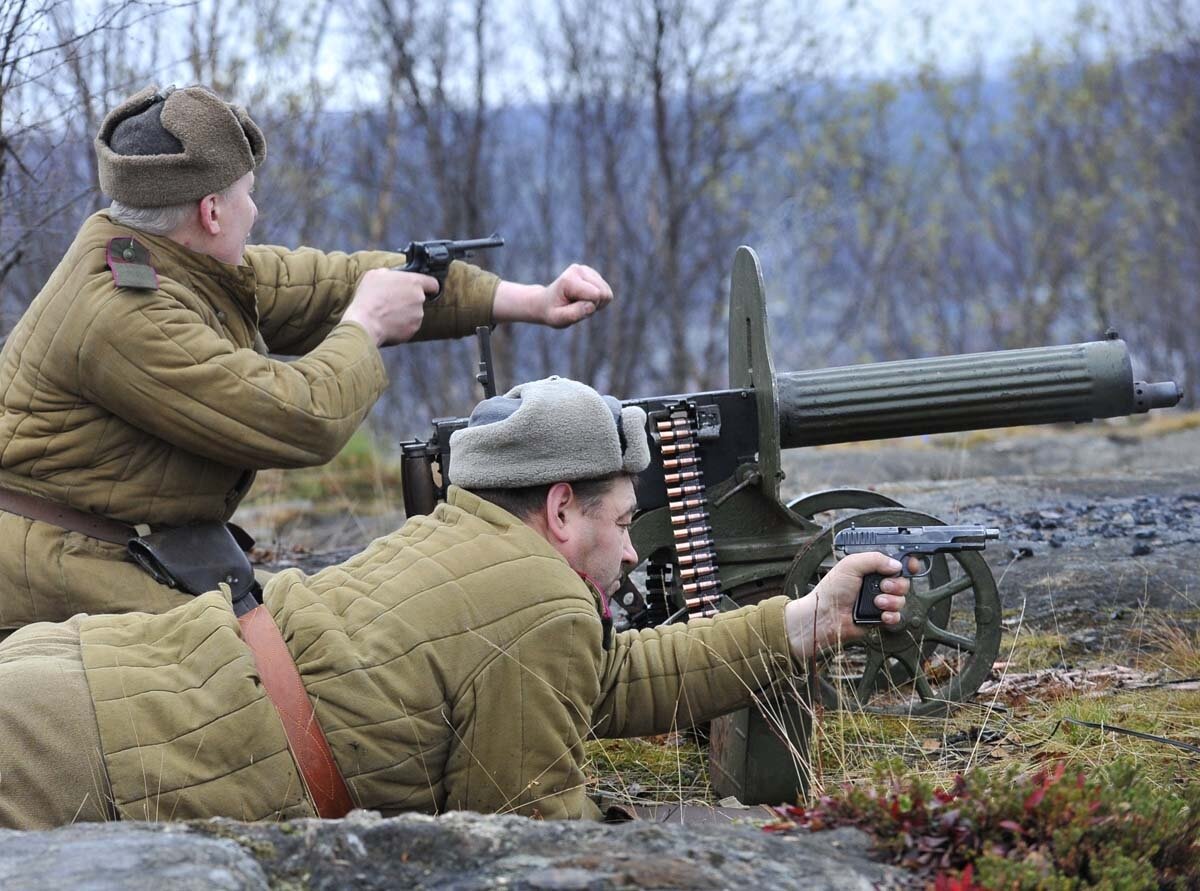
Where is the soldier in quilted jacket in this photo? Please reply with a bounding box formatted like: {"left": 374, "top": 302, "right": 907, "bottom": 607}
{"left": 0, "top": 85, "right": 614, "bottom": 634}
{"left": 0, "top": 377, "right": 910, "bottom": 828}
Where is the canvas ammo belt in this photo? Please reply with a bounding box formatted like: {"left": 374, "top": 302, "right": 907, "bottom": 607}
{"left": 0, "top": 484, "right": 138, "bottom": 544}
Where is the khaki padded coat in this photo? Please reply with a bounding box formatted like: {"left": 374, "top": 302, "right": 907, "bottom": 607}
{"left": 75, "top": 488, "right": 797, "bottom": 825}
{"left": 0, "top": 212, "right": 498, "bottom": 631}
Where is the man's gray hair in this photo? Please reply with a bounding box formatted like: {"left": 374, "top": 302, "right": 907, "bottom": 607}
{"left": 107, "top": 200, "right": 194, "bottom": 235}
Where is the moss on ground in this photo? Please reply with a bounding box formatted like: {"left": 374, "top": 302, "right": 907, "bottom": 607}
{"left": 585, "top": 735, "right": 710, "bottom": 804}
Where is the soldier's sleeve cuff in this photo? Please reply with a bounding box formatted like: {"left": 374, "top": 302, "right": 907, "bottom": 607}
{"left": 411, "top": 261, "right": 500, "bottom": 342}
{"left": 755, "top": 595, "right": 798, "bottom": 675}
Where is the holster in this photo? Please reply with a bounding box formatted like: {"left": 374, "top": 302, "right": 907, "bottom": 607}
{"left": 128, "top": 522, "right": 258, "bottom": 604}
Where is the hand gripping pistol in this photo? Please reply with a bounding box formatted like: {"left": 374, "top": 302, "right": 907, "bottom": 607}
{"left": 834, "top": 525, "right": 1001, "bottom": 624}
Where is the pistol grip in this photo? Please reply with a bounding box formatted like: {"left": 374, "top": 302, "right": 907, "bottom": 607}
{"left": 400, "top": 452, "right": 438, "bottom": 517}
{"left": 398, "top": 258, "right": 444, "bottom": 301}
{"left": 853, "top": 572, "right": 887, "bottom": 625}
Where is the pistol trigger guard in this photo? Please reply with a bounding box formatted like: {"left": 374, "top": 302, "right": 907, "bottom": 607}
{"left": 909, "top": 554, "right": 934, "bottom": 578}
{"left": 893, "top": 552, "right": 932, "bottom": 578}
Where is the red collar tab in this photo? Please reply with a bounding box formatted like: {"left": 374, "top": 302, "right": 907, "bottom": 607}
{"left": 578, "top": 572, "right": 615, "bottom": 649}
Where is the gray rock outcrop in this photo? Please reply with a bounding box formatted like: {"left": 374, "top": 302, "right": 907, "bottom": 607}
{"left": 0, "top": 810, "right": 906, "bottom": 890}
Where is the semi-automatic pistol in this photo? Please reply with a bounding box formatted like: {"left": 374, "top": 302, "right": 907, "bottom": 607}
{"left": 833, "top": 525, "right": 1001, "bottom": 625}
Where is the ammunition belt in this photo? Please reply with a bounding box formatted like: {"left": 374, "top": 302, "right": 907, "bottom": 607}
{"left": 656, "top": 402, "right": 721, "bottom": 619}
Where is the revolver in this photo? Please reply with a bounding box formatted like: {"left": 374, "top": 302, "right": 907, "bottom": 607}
{"left": 400, "top": 234, "right": 505, "bottom": 300}
{"left": 833, "top": 525, "right": 1001, "bottom": 625}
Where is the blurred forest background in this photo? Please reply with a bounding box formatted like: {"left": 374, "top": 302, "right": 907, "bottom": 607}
{"left": 1, "top": 0, "right": 1197, "bottom": 436}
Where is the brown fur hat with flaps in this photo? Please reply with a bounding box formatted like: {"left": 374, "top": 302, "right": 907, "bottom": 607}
{"left": 95, "top": 84, "right": 266, "bottom": 207}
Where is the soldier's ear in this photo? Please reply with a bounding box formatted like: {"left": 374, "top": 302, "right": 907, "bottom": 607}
{"left": 197, "top": 193, "right": 222, "bottom": 236}
{"left": 543, "top": 482, "right": 576, "bottom": 545}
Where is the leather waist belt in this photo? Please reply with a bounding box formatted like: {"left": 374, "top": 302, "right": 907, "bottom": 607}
{"left": 238, "top": 605, "right": 355, "bottom": 819}
{"left": 0, "top": 485, "right": 135, "bottom": 545}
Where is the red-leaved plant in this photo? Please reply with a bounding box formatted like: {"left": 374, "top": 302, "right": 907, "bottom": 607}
{"left": 764, "top": 759, "right": 1200, "bottom": 889}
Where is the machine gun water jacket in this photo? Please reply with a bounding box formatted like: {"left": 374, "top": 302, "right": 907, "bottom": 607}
{"left": 0, "top": 487, "right": 797, "bottom": 827}
{"left": 0, "top": 212, "right": 499, "bottom": 633}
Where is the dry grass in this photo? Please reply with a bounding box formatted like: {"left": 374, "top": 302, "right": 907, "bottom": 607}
{"left": 999, "top": 627, "right": 1074, "bottom": 670}
{"left": 585, "top": 735, "right": 711, "bottom": 805}
{"left": 244, "top": 427, "right": 402, "bottom": 513}
{"left": 814, "top": 604, "right": 1200, "bottom": 794}
{"left": 590, "top": 608, "right": 1200, "bottom": 811}
{"left": 803, "top": 688, "right": 1200, "bottom": 796}
{"left": 1134, "top": 618, "right": 1200, "bottom": 677}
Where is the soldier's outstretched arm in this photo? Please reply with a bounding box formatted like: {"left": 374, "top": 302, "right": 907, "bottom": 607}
{"left": 592, "top": 597, "right": 796, "bottom": 740}
{"left": 492, "top": 264, "right": 613, "bottom": 329}
{"left": 246, "top": 245, "right": 495, "bottom": 353}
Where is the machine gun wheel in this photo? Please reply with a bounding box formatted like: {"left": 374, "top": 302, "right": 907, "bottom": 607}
{"left": 785, "top": 507, "right": 1001, "bottom": 717}
{"left": 786, "top": 488, "right": 903, "bottom": 520}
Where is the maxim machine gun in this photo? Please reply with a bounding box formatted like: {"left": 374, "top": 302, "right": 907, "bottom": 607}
{"left": 401, "top": 247, "right": 1182, "bottom": 805}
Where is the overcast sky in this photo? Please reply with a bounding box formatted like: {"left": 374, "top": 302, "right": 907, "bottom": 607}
{"left": 829, "top": 0, "right": 1135, "bottom": 76}
{"left": 61, "top": 0, "right": 1160, "bottom": 111}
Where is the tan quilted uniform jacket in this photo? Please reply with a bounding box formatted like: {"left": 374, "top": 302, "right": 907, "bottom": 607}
{"left": 79, "top": 488, "right": 797, "bottom": 823}
{"left": 0, "top": 212, "right": 498, "bottom": 630}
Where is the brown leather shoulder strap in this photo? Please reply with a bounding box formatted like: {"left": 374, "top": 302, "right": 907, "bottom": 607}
{"left": 238, "top": 605, "right": 355, "bottom": 818}
{"left": 0, "top": 485, "right": 134, "bottom": 544}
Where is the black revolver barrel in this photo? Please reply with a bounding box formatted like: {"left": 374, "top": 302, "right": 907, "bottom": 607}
{"left": 776, "top": 338, "right": 1182, "bottom": 449}
{"left": 454, "top": 235, "right": 505, "bottom": 250}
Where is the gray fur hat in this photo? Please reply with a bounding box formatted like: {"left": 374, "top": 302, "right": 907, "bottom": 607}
{"left": 95, "top": 84, "right": 266, "bottom": 207}
{"left": 449, "top": 377, "right": 650, "bottom": 489}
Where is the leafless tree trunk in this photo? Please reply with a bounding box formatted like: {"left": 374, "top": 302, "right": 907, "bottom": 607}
{"left": 0, "top": 0, "right": 179, "bottom": 331}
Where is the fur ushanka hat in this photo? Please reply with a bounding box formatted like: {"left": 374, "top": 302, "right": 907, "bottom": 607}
{"left": 95, "top": 84, "right": 266, "bottom": 207}
{"left": 449, "top": 377, "right": 650, "bottom": 489}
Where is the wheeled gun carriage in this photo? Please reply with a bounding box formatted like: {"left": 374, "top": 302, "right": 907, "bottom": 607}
{"left": 401, "top": 246, "right": 1183, "bottom": 805}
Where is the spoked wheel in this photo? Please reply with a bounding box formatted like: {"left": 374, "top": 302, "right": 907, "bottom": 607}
{"left": 787, "top": 488, "right": 903, "bottom": 520}
{"left": 784, "top": 508, "right": 1001, "bottom": 717}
